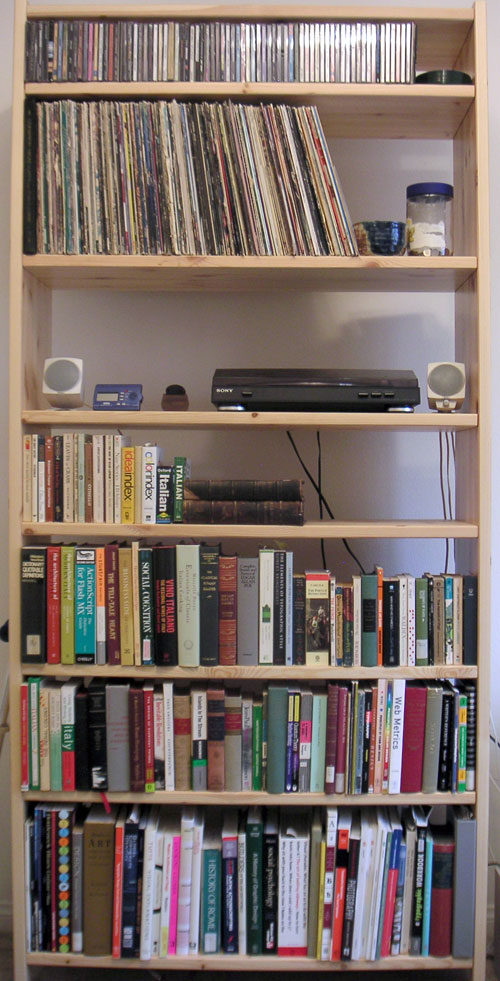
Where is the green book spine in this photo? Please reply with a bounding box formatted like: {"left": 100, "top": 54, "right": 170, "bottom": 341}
{"left": 28, "top": 676, "right": 41, "bottom": 790}
{"left": 252, "top": 701, "right": 263, "bottom": 791}
{"left": 375, "top": 830, "right": 393, "bottom": 960}
{"left": 61, "top": 545, "right": 75, "bottom": 665}
{"left": 415, "top": 577, "right": 428, "bottom": 667}
{"left": 49, "top": 685, "right": 63, "bottom": 791}
{"left": 246, "top": 809, "right": 263, "bottom": 955}
{"left": 266, "top": 686, "right": 288, "bottom": 794}
{"left": 458, "top": 692, "right": 468, "bottom": 792}
{"left": 139, "top": 548, "right": 155, "bottom": 665}
{"left": 310, "top": 692, "right": 327, "bottom": 793}
{"left": 361, "top": 574, "right": 378, "bottom": 667}
{"left": 202, "top": 848, "right": 221, "bottom": 954}
{"left": 173, "top": 456, "right": 188, "bottom": 523}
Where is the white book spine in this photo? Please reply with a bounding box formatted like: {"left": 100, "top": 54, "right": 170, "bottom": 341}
{"left": 152, "top": 829, "right": 165, "bottom": 956}
{"left": 351, "top": 819, "right": 373, "bottom": 961}
{"left": 134, "top": 446, "right": 143, "bottom": 524}
{"left": 163, "top": 682, "right": 175, "bottom": 791}
{"left": 38, "top": 685, "right": 50, "bottom": 791}
{"left": 388, "top": 679, "right": 406, "bottom": 793}
{"left": 159, "top": 830, "right": 174, "bottom": 956}
{"left": 237, "top": 827, "right": 247, "bottom": 955}
{"left": 188, "top": 812, "right": 204, "bottom": 954}
{"left": 37, "top": 449, "right": 46, "bottom": 523}
{"left": 142, "top": 444, "right": 160, "bottom": 523}
{"left": 31, "top": 434, "right": 38, "bottom": 522}
{"left": 353, "top": 574, "right": 362, "bottom": 666}
{"left": 241, "top": 696, "right": 253, "bottom": 791}
{"left": 113, "top": 435, "right": 125, "bottom": 523}
{"left": 177, "top": 544, "right": 200, "bottom": 667}
{"left": 321, "top": 806, "right": 338, "bottom": 959}
{"left": 23, "top": 435, "right": 32, "bottom": 522}
{"left": 92, "top": 434, "right": 105, "bottom": 523}
{"left": 407, "top": 576, "right": 416, "bottom": 665}
{"left": 104, "top": 434, "right": 115, "bottom": 523}
{"left": 285, "top": 551, "right": 294, "bottom": 665}
{"left": 139, "top": 816, "right": 159, "bottom": 960}
{"left": 63, "top": 433, "right": 74, "bottom": 522}
{"left": 76, "top": 433, "right": 85, "bottom": 523}
{"left": 29, "top": 679, "right": 40, "bottom": 789}
{"left": 366, "top": 823, "right": 388, "bottom": 960}
{"left": 176, "top": 810, "right": 195, "bottom": 955}
{"left": 73, "top": 433, "right": 79, "bottom": 520}
{"left": 153, "top": 690, "right": 165, "bottom": 790}
{"left": 278, "top": 828, "right": 309, "bottom": 954}
{"left": 258, "top": 550, "right": 274, "bottom": 664}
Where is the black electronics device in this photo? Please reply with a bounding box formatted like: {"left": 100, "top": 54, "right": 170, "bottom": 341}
{"left": 211, "top": 368, "right": 420, "bottom": 412}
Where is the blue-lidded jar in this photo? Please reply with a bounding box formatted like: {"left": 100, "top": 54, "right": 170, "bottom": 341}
{"left": 406, "top": 182, "right": 454, "bottom": 256}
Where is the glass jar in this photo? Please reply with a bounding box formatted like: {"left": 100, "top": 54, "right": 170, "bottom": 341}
{"left": 406, "top": 182, "right": 454, "bottom": 256}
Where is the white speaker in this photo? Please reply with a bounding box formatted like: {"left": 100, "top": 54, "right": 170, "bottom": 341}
{"left": 427, "top": 362, "right": 466, "bottom": 412}
{"left": 42, "top": 358, "right": 84, "bottom": 408}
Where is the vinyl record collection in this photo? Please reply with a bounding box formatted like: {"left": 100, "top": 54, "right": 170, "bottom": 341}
{"left": 26, "top": 99, "right": 358, "bottom": 257}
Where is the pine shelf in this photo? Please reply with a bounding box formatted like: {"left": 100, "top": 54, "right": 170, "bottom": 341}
{"left": 23, "top": 790, "right": 475, "bottom": 807}
{"left": 25, "top": 951, "right": 473, "bottom": 971}
{"left": 23, "top": 254, "right": 476, "bottom": 292}
{"left": 22, "top": 409, "right": 479, "bottom": 431}
{"left": 22, "top": 519, "right": 479, "bottom": 539}
{"left": 20, "top": 664, "right": 478, "bottom": 680}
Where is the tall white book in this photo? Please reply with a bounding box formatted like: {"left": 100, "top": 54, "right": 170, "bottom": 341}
{"left": 177, "top": 544, "right": 200, "bottom": 667}
{"left": 188, "top": 808, "right": 205, "bottom": 954}
{"left": 278, "top": 811, "right": 310, "bottom": 956}
{"left": 139, "top": 805, "right": 161, "bottom": 960}
{"left": 351, "top": 808, "right": 378, "bottom": 961}
{"left": 258, "top": 549, "right": 274, "bottom": 664}
{"left": 141, "top": 444, "right": 161, "bottom": 523}
{"left": 237, "top": 815, "right": 247, "bottom": 955}
{"left": 388, "top": 679, "right": 406, "bottom": 794}
{"left": 176, "top": 807, "right": 196, "bottom": 955}
{"left": 159, "top": 812, "right": 179, "bottom": 957}
{"left": 163, "top": 682, "right": 175, "bottom": 791}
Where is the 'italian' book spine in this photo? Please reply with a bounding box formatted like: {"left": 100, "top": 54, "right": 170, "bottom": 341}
{"left": 156, "top": 465, "right": 174, "bottom": 523}
{"left": 173, "top": 456, "right": 190, "bottom": 523}
{"left": 61, "top": 680, "right": 79, "bottom": 792}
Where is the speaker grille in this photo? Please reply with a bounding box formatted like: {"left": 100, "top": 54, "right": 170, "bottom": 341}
{"left": 45, "top": 359, "right": 80, "bottom": 392}
{"left": 428, "top": 363, "right": 464, "bottom": 397}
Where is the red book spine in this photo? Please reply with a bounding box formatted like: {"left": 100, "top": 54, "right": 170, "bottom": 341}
{"left": 429, "top": 837, "right": 455, "bottom": 957}
{"left": 112, "top": 820, "right": 125, "bottom": 958}
{"left": 129, "top": 686, "right": 145, "bottom": 792}
{"left": 62, "top": 749, "right": 75, "bottom": 792}
{"left": 400, "top": 686, "right": 428, "bottom": 793}
{"left": 143, "top": 685, "right": 155, "bottom": 792}
{"left": 331, "top": 826, "right": 349, "bottom": 960}
{"left": 20, "top": 682, "right": 29, "bottom": 790}
{"left": 380, "top": 864, "right": 399, "bottom": 957}
{"left": 46, "top": 545, "right": 61, "bottom": 664}
{"left": 219, "top": 555, "right": 237, "bottom": 665}
{"left": 325, "top": 683, "right": 339, "bottom": 793}
{"left": 105, "top": 544, "right": 121, "bottom": 665}
{"left": 45, "top": 436, "right": 54, "bottom": 521}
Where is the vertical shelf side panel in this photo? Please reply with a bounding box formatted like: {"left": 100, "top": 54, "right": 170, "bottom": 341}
{"left": 455, "top": 5, "right": 491, "bottom": 979}
{"left": 9, "top": 0, "right": 51, "bottom": 978}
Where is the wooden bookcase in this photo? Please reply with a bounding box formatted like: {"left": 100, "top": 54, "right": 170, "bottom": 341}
{"left": 8, "top": 2, "right": 490, "bottom": 979}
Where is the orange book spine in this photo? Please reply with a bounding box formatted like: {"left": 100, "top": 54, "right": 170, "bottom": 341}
{"left": 112, "top": 821, "right": 124, "bottom": 958}
{"left": 376, "top": 566, "right": 384, "bottom": 666}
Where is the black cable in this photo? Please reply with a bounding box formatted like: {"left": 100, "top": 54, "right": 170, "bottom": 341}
{"left": 316, "top": 431, "right": 327, "bottom": 570}
{"left": 287, "top": 430, "right": 366, "bottom": 575}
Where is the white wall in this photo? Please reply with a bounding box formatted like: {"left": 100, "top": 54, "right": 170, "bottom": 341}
{"left": 0, "top": 0, "right": 499, "bottom": 934}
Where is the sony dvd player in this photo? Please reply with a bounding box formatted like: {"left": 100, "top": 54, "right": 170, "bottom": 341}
{"left": 211, "top": 368, "right": 420, "bottom": 411}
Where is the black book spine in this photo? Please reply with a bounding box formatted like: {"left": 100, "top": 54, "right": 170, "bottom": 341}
{"left": 199, "top": 544, "right": 220, "bottom": 666}
{"left": 53, "top": 435, "right": 63, "bottom": 521}
{"left": 134, "top": 824, "right": 145, "bottom": 954}
{"left": 23, "top": 97, "right": 38, "bottom": 255}
{"left": 341, "top": 834, "right": 361, "bottom": 960}
{"left": 426, "top": 576, "right": 435, "bottom": 665}
{"left": 222, "top": 843, "right": 239, "bottom": 953}
{"left": 273, "top": 550, "right": 286, "bottom": 665}
{"left": 361, "top": 687, "right": 373, "bottom": 793}
{"left": 463, "top": 574, "right": 478, "bottom": 665}
{"left": 87, "top": 679, "right": 108, "bottom": 789}
{"left": 382, "top": 580, "right": 400, "bottom": 667}
{"left": 292, "top": 573, "right": 305, "bottom": 665}
{"left": 21, "top": 547, "right": 47, "bottom": 663}
{"left": 262, "top": 829, "right": 278, "bottom": 953}
{"left": 121, "top": 823, "right": 139, "bottom": 957}
{"left": 74, "top": 688, "right": 91, "bottom": 791}
{"left": 153, "top": 545, "right": 178, "bottom": 665}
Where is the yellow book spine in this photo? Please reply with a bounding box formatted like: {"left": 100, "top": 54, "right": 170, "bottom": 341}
{"left": 118, "top": 547, "right": 134, "bottom": 665}
{"left": 121, "top": 446, "right": 135, "bottom": 524}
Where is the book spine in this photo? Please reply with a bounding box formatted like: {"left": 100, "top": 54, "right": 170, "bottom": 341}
{"left": 241, "top": 696, "right": 253, "bottom": 792}
{"left": 191, "top": 688, "right": 208, "bottom": 790}
{"left": 121, "top": 446, "right": 135, "bottom": 523}
{"left": 88, "top": 680, "right": 107, "bottom": 790}
{"left": 305, "top": 571, "right": 330, "bottom": 667}
{"left": 173, "top": 692, "right": 191, "bottom": 792}
{"left": 163, "top": 683, "right": 175, "bottom": 791}
{"left": 21, "top": 547, "right": 47, "bottom": 663}
{"left": 167, "top": 836, "right": 181, "bottom": 955}
{"left": 173, "top": 456, "right": 188, "bottom": 522}
{"left": 263, "top": 829, "right": 278, "bottom": 953}
{"left": 237, "top": 557, "right": 259, "bottom": 666}
{"left": 61, "top": 683, "right": 76, "bottom": 792}
{"left": 105, "top": 544, "right": 121, "bottom": 665}
{"left": 144, "top": 685, "right": 156, "bottom": 792}
{"left": 200, "top": 544, "right": 220, "bottom": 666}
{"left": 292, "top": 573, "right": 306, "bottom": 665}
{"left": 177, "top": 544, "right": 200, "bottom": 667}
{"left": 112, "top": 821, "right": 125, "bottom": 958}
{"left": 202, "top": 848, "right": 221, "bottom": 954}
{"left": 222, "top": 835, "right": 238, "bottom": 953}
{"left": 153, "top": 689, "right": 165, "bottom": 791}
{"left": 388, "top": 679, "right": 406, "bottom": 794}
{"left": 218, "top": 554, "right": 237, "bottom": 666}
{"left": 138, "top": 548, "right": 155, "bottom": 665}
{"left": 46, "top": 545, "right": 61, "bottom": 664}
{"left": 258, "top": 550, "right": 274, "bottom": 664}
{"left": 298, "top": 690, "right": 312, "bottom": 792}
{"left": 154, "top": 546, "right": 178, "bottom": 666}
{"left": 95, "top": 546, "right": 106, "bottom": 664}
{"left": 75, "top": 548, "right": 96, "bottom": 664}
{"left": 156, "top": 465, "right": 174, "bottom": 523}
{"left": 118, "top": 547, "right": 134, "bottom": 666}
{"left": 273, "top": 550, "right": 286, "bottom": 665}
{"left": 141, "top": 444, "right": 159, "bottom": 523}
{"left": 129, "top": 687, "right": 145, "bottom": 792}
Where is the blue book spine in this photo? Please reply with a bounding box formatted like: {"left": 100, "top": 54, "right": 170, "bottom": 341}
{"left": 33, "top": 806, "right": 44, "bottom": 951}
{"left": 421, "top": 829, "right": 434, "bottom": 956}
{"left": 121, "top": 824, "right": 140, "bottom": 957}
{"left": 75, "top": 550, "right": 96, "bottom": 662}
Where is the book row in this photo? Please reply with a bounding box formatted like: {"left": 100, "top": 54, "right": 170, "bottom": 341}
{"left": 23, "top": 678, "right": 475, "bottom": 796}
{"left": 25, "top": 98, "right": 358, "bottom": 257}
{"left": 26, "top": 18, "right": 418, "bottom": 85}
{"left": 24, "top": 436, "right": 305, "bottom": 526}
{"left": 20, "top": 544, "right": 478, "bottom": 668}
{"left": 25, "top": 801, "right": 476, "bottom": 961}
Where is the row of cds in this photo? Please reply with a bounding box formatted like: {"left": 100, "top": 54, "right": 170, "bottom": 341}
{"left": 25, "top": 19, "right": 417, "bottom": 85}
{"left": 28, "top": 99, "right": 358, "bottom": 257}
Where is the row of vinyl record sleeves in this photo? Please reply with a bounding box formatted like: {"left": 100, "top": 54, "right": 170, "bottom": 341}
{"left": 20, "top": 544, "right": 479, "bottom": 668}
{"left": 25, "top": 801, "right": 476, "bottom": 961}
{"left": 22, "top": 678, "right": 476, "bottom": 796}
